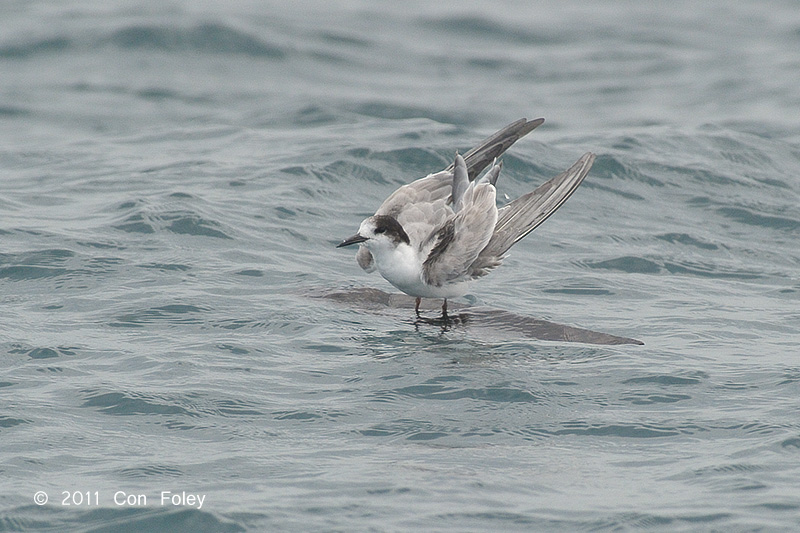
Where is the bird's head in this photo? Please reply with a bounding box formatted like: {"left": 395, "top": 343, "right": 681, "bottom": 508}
{"left": 337, "top": 215, "right": 410, "bottom": 252}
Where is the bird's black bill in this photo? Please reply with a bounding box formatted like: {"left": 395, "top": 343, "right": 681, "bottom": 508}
{"left": 336, "top": 234, "right": 368, "bottom": 247}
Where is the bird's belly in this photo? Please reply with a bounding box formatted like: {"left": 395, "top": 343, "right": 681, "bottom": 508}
{"left": 382, "top": 268, "right": 469, "bottom": 299}
{"left": 398, "top": 280, "right": 469, "bottom": 299}
{"left": 374, "top": 246, "right": 469, "bottom": 299}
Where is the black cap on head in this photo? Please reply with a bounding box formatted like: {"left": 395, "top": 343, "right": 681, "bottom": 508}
{"left": 371, "top": 215, "right": 410, "bottom": 245}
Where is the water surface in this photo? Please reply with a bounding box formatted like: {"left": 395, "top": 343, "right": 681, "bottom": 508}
{"left": 2, "top": 1, "right": 800, "bottom": 531}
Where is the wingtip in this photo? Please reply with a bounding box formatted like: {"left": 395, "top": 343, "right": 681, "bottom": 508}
{"left": 520, "top": 117, "right": 545, "bottom": 135}
{"left": 571, "top": 152, "right": 597, "bottom": 180}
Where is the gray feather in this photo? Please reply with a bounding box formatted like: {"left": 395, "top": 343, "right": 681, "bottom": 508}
{"left": 446, "top": 118, "right": 544, "bottom": 180}
{"left": 423, "top": 182, "right": 498, "bottom": 286}
{"left": 468, "top": 152, "right": 596, "bottom": 278}
{"left": 353, "top": 118, "right": 549, "bottom": 273}
{"left": 451, "top": 153, "right": 469, "bottom": 212}
{"left": 476, "top": 159, "right": 502, "bottom": 186}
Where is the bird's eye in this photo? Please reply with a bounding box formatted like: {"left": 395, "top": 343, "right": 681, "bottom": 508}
{"left": 375, "top": 227, "right": 385, "bottom": 234}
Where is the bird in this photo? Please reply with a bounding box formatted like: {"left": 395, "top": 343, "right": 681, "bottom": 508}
{"left": 337, "top": 118, "right": 596, "bottom": 319}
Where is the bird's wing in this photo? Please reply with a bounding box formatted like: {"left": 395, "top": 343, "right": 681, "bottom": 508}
{"left": 376, "top": 117, "right": 543, "bottom": 220}
{"left": 421, "top": 182, "right": 498, "bottom": 287}
{"left": 354, "top": 118, "right": 543, "bottom": 272}
{"left": 468, "top": 152, "right": 596, "bottom": 278}
{"left": 446, "top": 117, "right": 544, "bottom": 181}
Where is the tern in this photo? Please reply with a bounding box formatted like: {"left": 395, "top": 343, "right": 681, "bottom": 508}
{"left": 337, "top": 118, "right": 595, "bottom": 319}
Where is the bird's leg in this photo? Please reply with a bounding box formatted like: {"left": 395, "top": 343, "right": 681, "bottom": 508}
{"left": 441, "top": 298, "right": 448, "bottom": 320}
{"left": 415, "top": 297, "right": 421, "bottom": 317}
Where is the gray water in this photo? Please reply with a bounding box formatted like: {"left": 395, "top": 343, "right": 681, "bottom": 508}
{"left": 2, "top": 1, "right": 800, "bottom": 531}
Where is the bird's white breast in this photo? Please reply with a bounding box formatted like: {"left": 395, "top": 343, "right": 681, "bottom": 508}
{"left": 371, "top": 242, "right": 469, "bottom": 298}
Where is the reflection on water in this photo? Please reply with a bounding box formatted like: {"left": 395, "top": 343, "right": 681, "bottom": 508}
{"left": 319, "top": 288, "right": 643, "bottom": 345}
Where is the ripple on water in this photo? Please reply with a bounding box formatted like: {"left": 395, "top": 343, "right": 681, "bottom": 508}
{"left": 114, "top": 211, "right": 232, "bottom": 239}
{"left": 364, "top": 147, "right": 448, "bottom": 177}
{"left": 592, "top": 153, "right": 665, "bottom": 187}
{"left": 112, "top": 196, "right": 233, "bottom": 239}
{"left": 655, "top": 232, "right": 719, "bottom": 250}
{"left": 780, "top": 437, "right": 800, "bottom": 449}
{"left": 582, "top": 256, "right": 662, "bottom": 274}
{"left": 622, "top": 373, "right": 708, "bottom": 386}
{"left": 581, "top": 255, "right": 766, "bottom": 280}
{"left": 358, "top": 418, "right": 452, "bottom": 441}
{"left": 79, "top": 389, "right": 197, "bottom": 417}
{"left": 110, "top": 304, "right": 211, "bottom": 328}
{"left": 420, "top": 14, "right": 559, "bottom": 45}
{"left": 308, "top": 160, "right": 385, "bottom": 184}
{"left": 0, "top": 249, "right": 73, "bottom": 281}
{"left": 716, "top": 206, "right": 800, "bottom": 232}
{"left": 50, "top": 507, "right": 248, "bottom": 533}
{"left": 390, "top": 382, "right": 543, "bottom": 403}
{"left": 9, "top": 344, "right": 79, "bottom": 359}
{"left": 117, "top": 465, "right": 184, "bottom": 479}
{"left": 550, "top": 421, "right": 683, "bottom": 438}
{"left": 103, "top": 22, "right": 286, "bottom": 59}
{"left": 0, "top": 416, "right": 29, "bottom": 429}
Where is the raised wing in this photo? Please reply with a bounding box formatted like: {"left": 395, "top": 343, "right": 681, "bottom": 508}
{"left": 468, "top": 152, "right": 596, "bottom": 278}
{"left": 374, "top": 117, "right": 545, "bottom": 224}
{"left": 421, "top": 182, "right": 498, "bottom": 287}
{"left": 446, "top": 117, "right": 544, "bottom": 181}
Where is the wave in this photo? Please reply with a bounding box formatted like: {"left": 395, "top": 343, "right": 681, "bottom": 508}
{"left": 0, "top": 22, "right": 286, "bottom": 59}
{"left": 104, "top": 22, "right": 286, "bottom": 58}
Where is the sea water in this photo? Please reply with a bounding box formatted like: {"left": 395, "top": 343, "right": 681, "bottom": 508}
{"left": 2, "top": 1, "right": 800, "bottom": 531}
